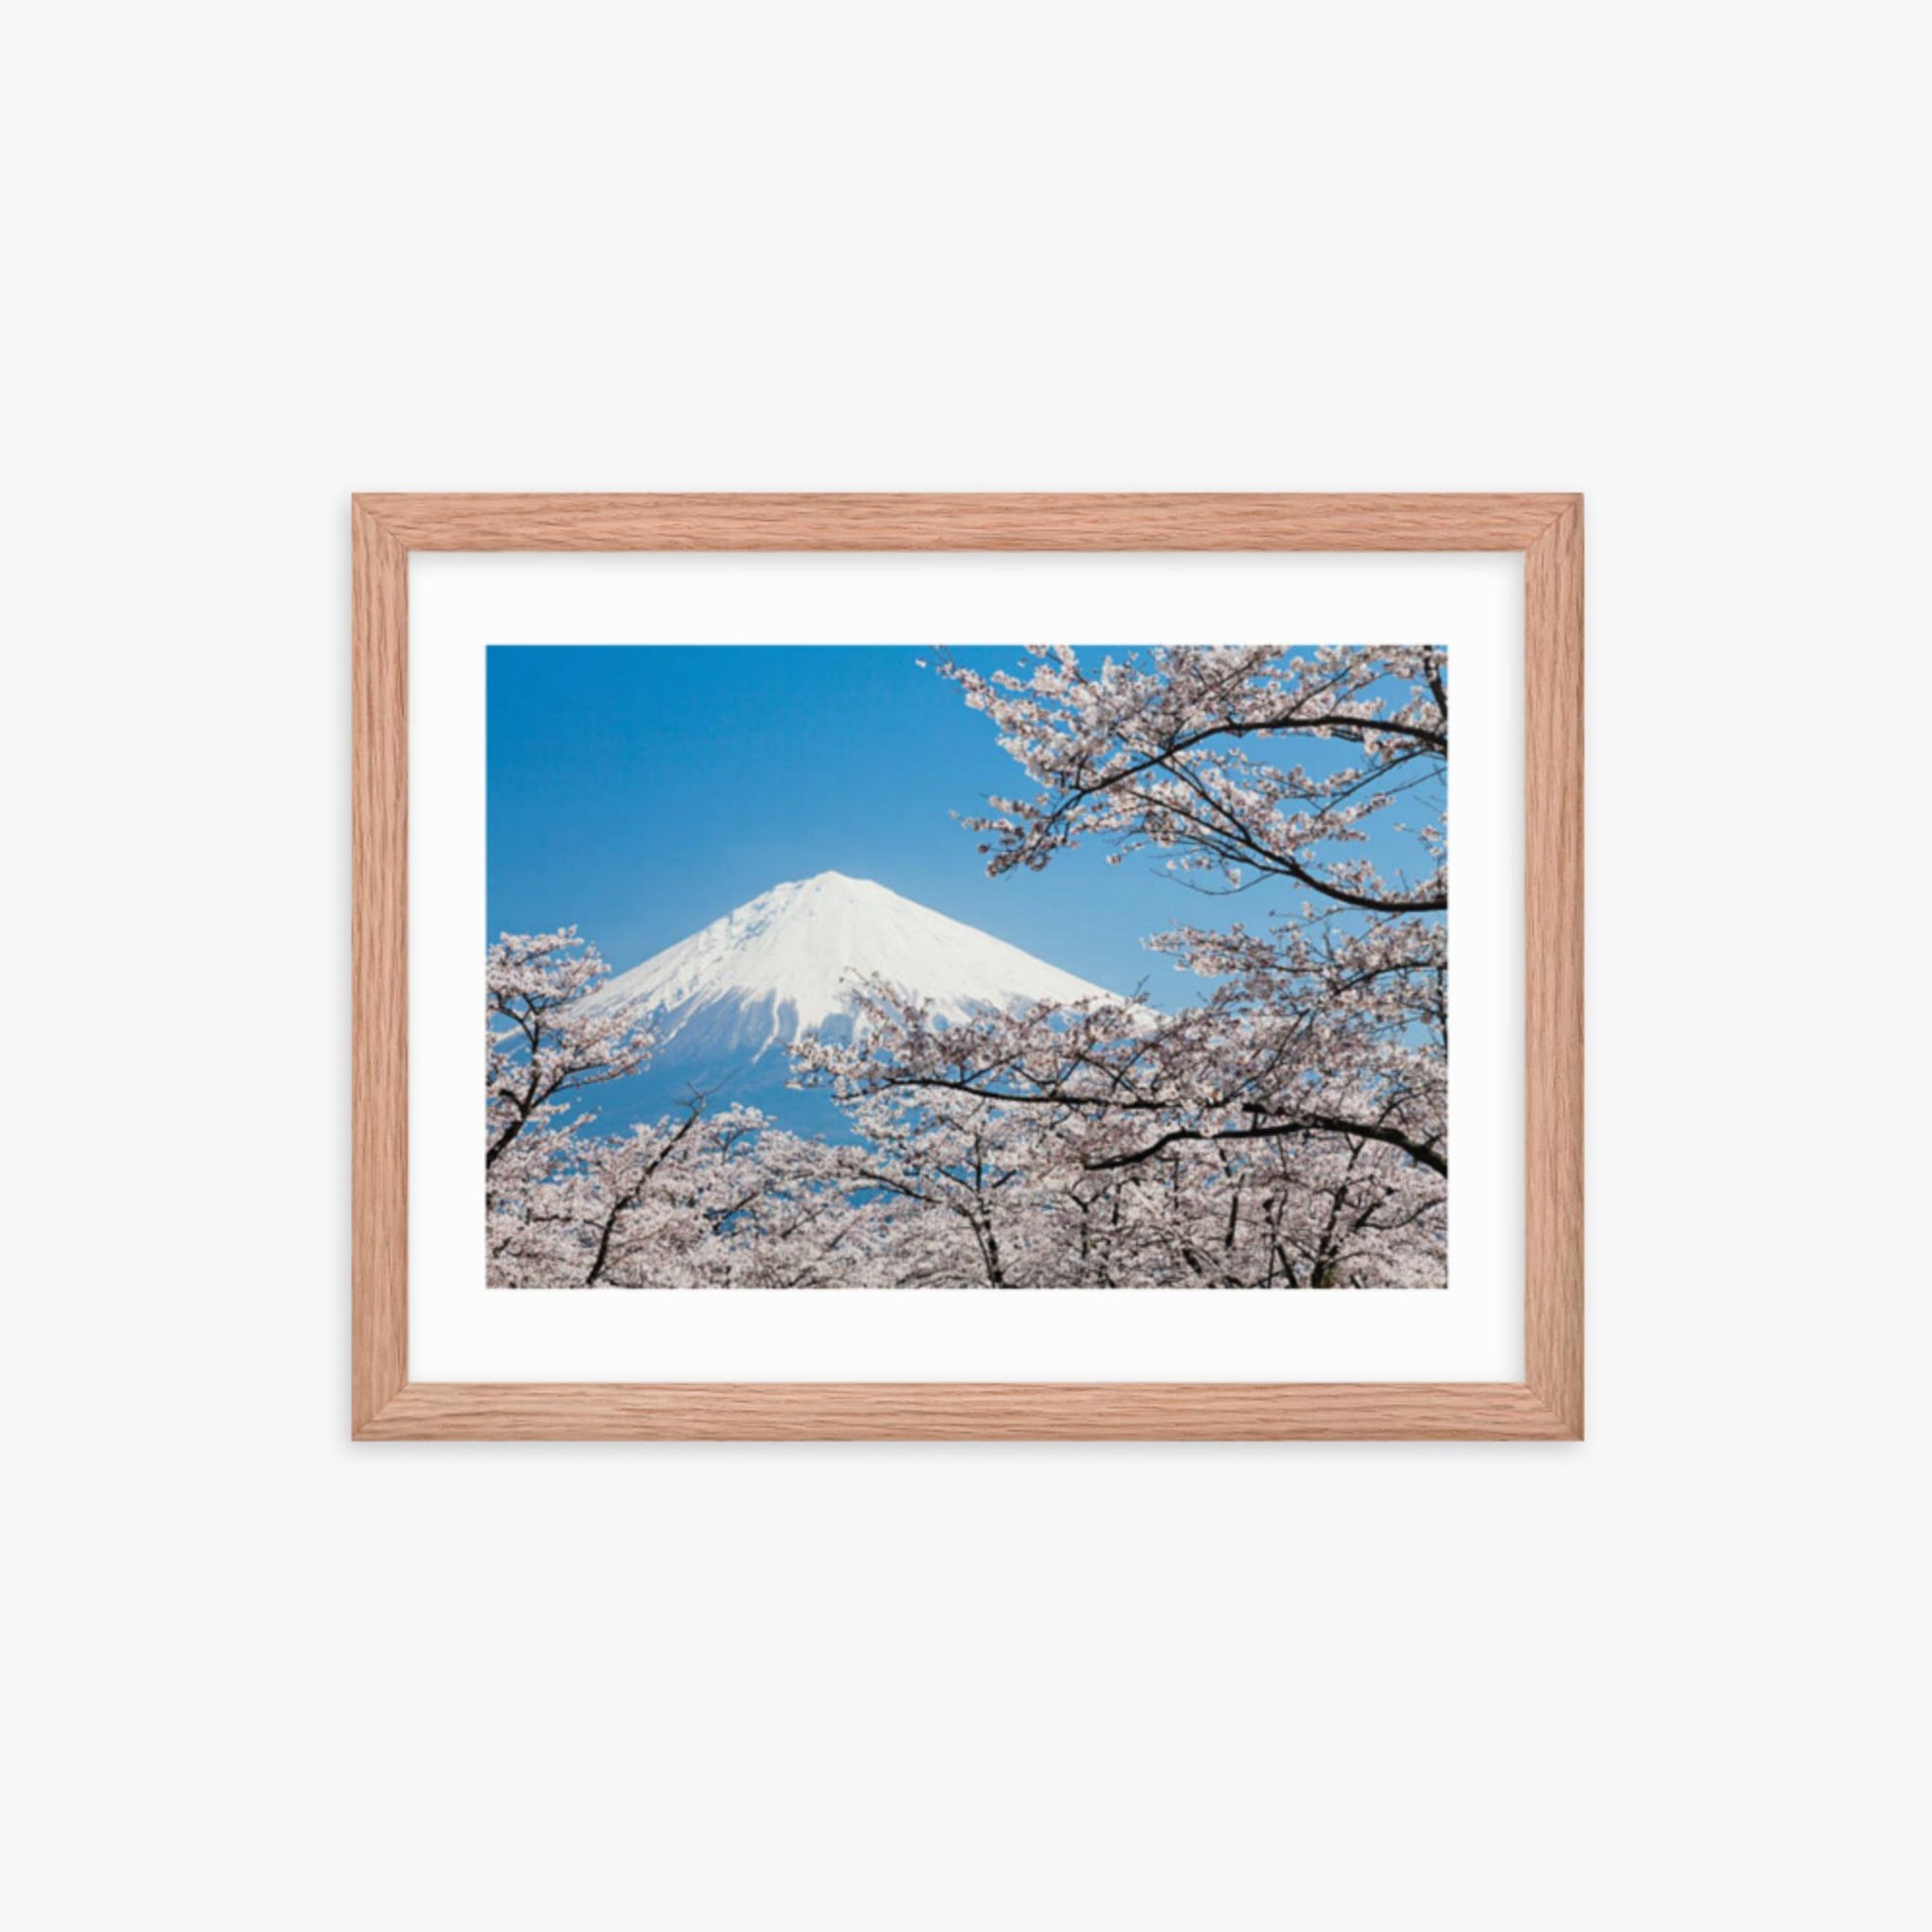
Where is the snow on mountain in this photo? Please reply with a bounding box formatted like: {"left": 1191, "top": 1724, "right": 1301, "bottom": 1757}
{"left": 596, "top": 872, "right": 1116, "bottom": 1068}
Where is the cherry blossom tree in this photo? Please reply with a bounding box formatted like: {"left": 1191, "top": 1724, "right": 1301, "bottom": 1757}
{"left": 793, "top": 970, "right": 1444, "bottom": 1290}
{"left": 486, "top": 929, "right": 894, "bottom": 1289}
{"left": 485, "top": 928, "right": 654, "bottom": 1169}
{"left": 500, "top": 1107, "right": 884, "bottom": 1291}
{"left": 795, "top": 645, "right": 1449, "bottom": 1288}
{"left": 943, "top": 643, "right": 1446, "bottom": 912}
{"left": 833, "top": 1085, "right": 1054, "bottom": 1289}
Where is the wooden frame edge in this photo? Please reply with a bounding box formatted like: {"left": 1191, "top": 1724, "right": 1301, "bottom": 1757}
{"left": 351, "top": 492, "right": 1583, "bottom": 1443}
{"left": 353, "top": 1381, "right": 1575, "bottom": 1443}
{"left": 353, "top": 491, "right": 1577, "bottom": 552}
{"left": 351, "top": 501, "right": 409, "bottom": 1432}
{"left": 1524, "top": 501, "right": 1586, "bottom": 1438}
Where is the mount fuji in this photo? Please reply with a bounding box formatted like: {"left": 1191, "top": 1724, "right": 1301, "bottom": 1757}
{"left": 590, "top": 872, "right": 1118, "bottom": 1131}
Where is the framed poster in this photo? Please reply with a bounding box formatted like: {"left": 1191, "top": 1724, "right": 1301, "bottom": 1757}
{"left": 353, "top": 494, "right": 1582, "bottom": 1439}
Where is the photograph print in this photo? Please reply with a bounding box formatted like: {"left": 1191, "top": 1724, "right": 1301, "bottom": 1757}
{"left": 485, "top": 643, "right": 1449, "bottom": 1291}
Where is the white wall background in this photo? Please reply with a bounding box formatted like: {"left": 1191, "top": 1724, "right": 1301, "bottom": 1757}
{"left": 8, "top": 5, "right": 1922, "bottom": 1928}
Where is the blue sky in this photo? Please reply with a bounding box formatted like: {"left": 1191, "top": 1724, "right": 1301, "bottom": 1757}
{"left": 486, "top": 645, "right": 1431, "bottom": 1008}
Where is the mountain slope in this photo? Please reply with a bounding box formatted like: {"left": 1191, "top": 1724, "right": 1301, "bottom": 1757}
{"left": 597, "top": 872, "right": 1116, "bottom": 1075}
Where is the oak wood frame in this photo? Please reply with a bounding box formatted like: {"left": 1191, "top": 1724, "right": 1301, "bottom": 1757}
{"left": 353, "top": 494, "right": 1583, "bottom": 1441}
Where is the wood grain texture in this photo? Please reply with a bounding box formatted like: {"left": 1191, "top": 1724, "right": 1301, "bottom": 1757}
{"left": 355, "top": 1382, "right": 1575, "bottom": 1443}
{"left": 1524, "top": 502, "right": 1586, "bottom": 1436}
{"left": 354, "top": 492, "right": 1574, "bottom": 553}
{"left": 349, "top": 492, "right": 1585, "bottom": 1440}
{"left": 351, "top": 502, "right": 409, "bottom": 1433}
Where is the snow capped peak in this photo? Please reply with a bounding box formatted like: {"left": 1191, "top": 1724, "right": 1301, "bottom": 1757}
{"left": 597, "top": 873, "right": 1116, "bottom": 1066}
